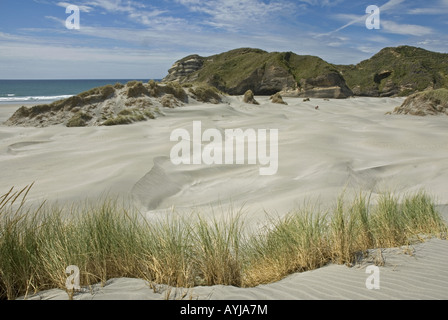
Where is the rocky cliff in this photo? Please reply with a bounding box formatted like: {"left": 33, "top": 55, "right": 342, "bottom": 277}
{"left": 163, "top": 46, "right": 448, "bottom": 98}
{"left": 163, "top": 48, "right": 352, "bottom": 98}
{"left": 163, "top": 55, "right": 204, "bottom": 83}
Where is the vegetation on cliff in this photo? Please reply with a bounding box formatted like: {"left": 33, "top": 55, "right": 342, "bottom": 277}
{"left": 392, "top": 88, "right": 448, "bottom": 116}
{"left": 339, "top": 46, "right": 448, "bottom": 97}
{"left": 164, "top": 46, "right": 448, "bottom": 98}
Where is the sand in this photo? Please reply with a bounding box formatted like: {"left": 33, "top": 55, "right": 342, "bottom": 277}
{"left": 1, "top": 96, "right": 448, "bottom": 300}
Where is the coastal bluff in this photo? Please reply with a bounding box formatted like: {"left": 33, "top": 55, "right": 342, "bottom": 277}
{"left": 163, "top": 46, "right": 448, "bottom": 99}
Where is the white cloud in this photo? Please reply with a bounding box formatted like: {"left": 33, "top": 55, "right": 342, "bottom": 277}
{"left": 298, "top": 0, "right": 343, "bottom": 7}
{"left": 56, "top": 2, "right": 93, "bottom": 13}
{"left": 379, "top": 0, "right": 405, "bottom": 12}
{"left": 83, "top": 0, "right": 145, "bottom": 13}
{"left": 0, "top": 40, "right": 171, "bottom": 79}
{"left": 175, "top": 0, "right": 294, "bottom": 31}
{"left": 325, "top": 0, "right": 406, "bottom": 34}
{"left": 381, "top": 20, "right": 434, "bottom": 36}
{"left": 407, "top": 0, "right": 448, "bottom": 15}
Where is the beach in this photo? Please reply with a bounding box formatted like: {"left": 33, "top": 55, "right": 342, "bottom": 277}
{"left": 1, "top": 96, "right": 448, "bottom": 300}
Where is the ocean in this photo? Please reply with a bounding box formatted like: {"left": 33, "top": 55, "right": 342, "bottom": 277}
{"left": 0, "top": 79, "right": 154, "bottom": 104}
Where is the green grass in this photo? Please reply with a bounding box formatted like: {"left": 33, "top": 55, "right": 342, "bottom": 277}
{"left": 102, "top": 108, "right": 154, "bottom": 126}
{"left": 189, "top": 48, "right": 340, "bottom": 95}
{"left": 0, "top": 186, "right": 446, "bottom": 300}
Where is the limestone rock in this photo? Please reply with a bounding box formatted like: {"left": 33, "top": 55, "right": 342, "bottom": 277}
{"left": 162, "top": 55, "right": 204, "bottom": 83}
{"left": 243, "top": 90, "right": 259, "bottom": 105}
{"left": 270, "top": 92, "right": 287, "bottom": 105}
{"left": 298, "top": 73, "right": 353, "bottom": 99}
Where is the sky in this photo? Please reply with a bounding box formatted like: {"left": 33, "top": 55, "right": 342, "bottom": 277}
{"left": 0, "top": 0, "right": 447, "bottom": 79}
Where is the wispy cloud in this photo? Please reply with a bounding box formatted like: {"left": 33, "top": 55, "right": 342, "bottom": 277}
{"left": 381, "top": 20, "right": 434, "bottom": 36}
{"left": 407, "top": 0, "right": 448, "bottom": 15}
{"left": 298, "top": 0, "right": 343, "bottom": 7}
{"left": 56, "top": 1, "right": 93, "bottom": 13}
{"left": 325, "top": 0, "right": 406, "bottom": 34}
{"left": 175, "top": 0, "right": 295, "bottom": 31}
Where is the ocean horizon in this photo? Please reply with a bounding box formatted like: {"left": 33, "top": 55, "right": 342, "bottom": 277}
{"left": 0, "top": 79, "right": 159, "bottom": 104}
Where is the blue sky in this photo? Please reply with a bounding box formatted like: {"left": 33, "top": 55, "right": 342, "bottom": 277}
{"left": 0, "top": 0, "right": 447, "bottom": 79}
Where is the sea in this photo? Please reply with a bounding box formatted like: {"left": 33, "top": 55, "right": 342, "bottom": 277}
{"left": 0, "top": 79, "right": 155, "bottom": 104}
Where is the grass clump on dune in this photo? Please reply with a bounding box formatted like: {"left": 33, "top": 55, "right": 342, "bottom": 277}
{"left": 161, "top": 82, "right": 188, "bottom": 102}
{"left": 245, "top": 190, "right": 447, "bottom": 286}
{"left": 244, "top": 209, "right": 329, "bottom": 286}
{"left": 126, "top": 81, "right": 148, "bottom": 98}
{"left": 102, "top": 109, "right": 154, "bottom": 126}
{"left": 66, "top": 111, "right": 93, "bottom": 127}
{"left": 0, "top": 186, "right": 446, "bottom": 300}
{"left": 189, "top": 85, "right": 223, "bottom": 104}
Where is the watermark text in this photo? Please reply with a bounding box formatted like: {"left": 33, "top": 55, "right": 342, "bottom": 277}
{"left": 170, "top": 121, "right": 279, "bottom": 176}
{"left": 366, "top": 5, "right": 381, "bottom": 30}
{"left": 65, "top": 5, "right": 80, "bottom": 30}
{"left": 365, "top": 265, "right": 380, "bottom": 290}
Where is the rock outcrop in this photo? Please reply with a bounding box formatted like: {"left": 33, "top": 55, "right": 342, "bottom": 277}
{"left": 270, "top": 92, "right": 287, "bottom": 105}
{"left": 297, "top": 73, "right": 353, "bottom": 99}
{"left": 163, "top": 55, "right": 204, "bottom": 83}
{"left": 243, "top": 90, "right": 259, "bottom": 105}
{"left": 391, "top": 88, "right": 448, "bottom": 116}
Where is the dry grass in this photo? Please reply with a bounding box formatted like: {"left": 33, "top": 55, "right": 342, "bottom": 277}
{"left": 243, "top": 190, "right": 447, "bottom": 286}
{"left": 0, "top": 186, "right": 446, "bottom": 299}
{"left": 188, "top": 85, "right": 223, "bottom": 104}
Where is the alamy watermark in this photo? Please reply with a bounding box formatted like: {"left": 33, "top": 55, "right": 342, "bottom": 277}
{"left": 170, "top": 121, "right": 279, "bottom": 176}
{"left": 65, "top": 4, "right": 80, "bottom": 30}
{"left": 65, "top": 265, "right": 81, "bottom": 291}
{"left": 365, "top": 265, "right": 380, "bottom": 290}
{"left": 366, "top": 5, "right": 380, "bottom": 30}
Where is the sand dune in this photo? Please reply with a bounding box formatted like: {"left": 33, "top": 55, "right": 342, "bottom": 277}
{"left": 20, "top": 235, "right": 448, "bottom": 300}
{"left": 1, "top": 96, "right": 448, "bottom": 300}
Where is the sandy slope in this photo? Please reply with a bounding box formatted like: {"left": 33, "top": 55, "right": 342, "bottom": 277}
{"left": 1, "top": 96, "right": 448, "bottom": 300}
{"left": 2, "top": 97, "right": 448, "bottom": 217}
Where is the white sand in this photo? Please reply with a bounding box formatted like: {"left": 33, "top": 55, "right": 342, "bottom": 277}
{"left": 2, "top": 96, "right": 448, "bottom": 300}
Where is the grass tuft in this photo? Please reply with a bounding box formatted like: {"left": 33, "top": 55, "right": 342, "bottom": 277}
{"left": 0, "top": 186, "right": 446, "bottom": 299}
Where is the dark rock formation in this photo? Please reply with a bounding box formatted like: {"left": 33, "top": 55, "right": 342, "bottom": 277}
{"left": 243, "top": 90, "right": 259, "bottom": 105}
{"left": 270, "top": 92, "right": 287, "bottom": 105}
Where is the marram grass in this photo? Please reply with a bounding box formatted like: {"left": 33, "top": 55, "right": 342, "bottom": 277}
{"left": 0, "top": 185, "right": 446, "bottom": 300}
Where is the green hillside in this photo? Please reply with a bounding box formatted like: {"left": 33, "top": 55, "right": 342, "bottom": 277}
{"left": 338, "top": 46, "right": 448, "bottom": 97}
{"left": 164, "top": 46, "right": 448, "bottom": 97}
